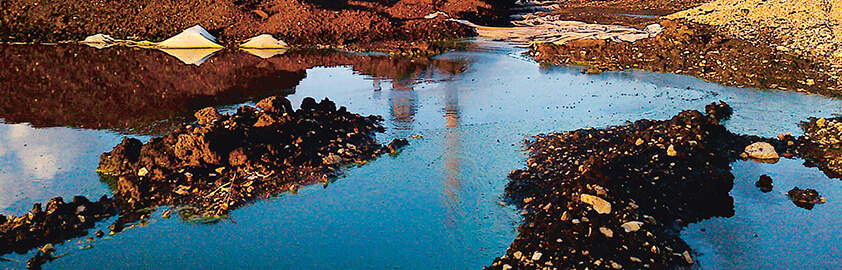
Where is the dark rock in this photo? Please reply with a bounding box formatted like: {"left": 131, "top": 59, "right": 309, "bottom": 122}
{"left": 787, "top": 187, "right": 825, "bottom": 210}
{"left": 755, "top": 174, "right": 773, "bottom": 192}
{"left": 705, "top": 101, "right": 733, "bottom": 122}
{"left": 386, "top": 138, "right": 409, "bottom": 154}
{"left": 256, "top": 96, "right": 293, "bottom": 115}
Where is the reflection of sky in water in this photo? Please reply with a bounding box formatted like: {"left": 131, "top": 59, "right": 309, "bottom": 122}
{"left": 684, "top": 158, "right": 842, "bottom": 269}
{"left": 4, "top": 41, "right": 842, "bottom": 269}
{"left": 0, "top": 124, "right": 123, "bottom": 215}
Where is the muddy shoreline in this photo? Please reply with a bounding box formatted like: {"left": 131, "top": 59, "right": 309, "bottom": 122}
{"left": 0, "top": 0, "right": 512, "bottom": 54}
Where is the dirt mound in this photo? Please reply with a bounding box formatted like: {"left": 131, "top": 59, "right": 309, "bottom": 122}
{"left": 0, "top": 0, "right": 512, "bottom": 52}
{"left": 532, "top": 20, "right": 840, "bottom": 96}
{"left": 488, "top": 102, "right": 741, "bottom": 269}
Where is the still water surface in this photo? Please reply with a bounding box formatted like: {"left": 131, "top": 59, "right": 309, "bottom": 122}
{"left": 1, "top": 41, "right": 841, "bottom": 269}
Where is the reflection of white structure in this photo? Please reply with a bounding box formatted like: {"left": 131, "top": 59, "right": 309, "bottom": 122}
{"left": 0, "top": 124, "right": 115, "bottom": 215}
{"left": 158, "top": 48, "right": 222, "bottom": 66}
{"left": 242, "top": 48, "right": 288, "bottom": 59}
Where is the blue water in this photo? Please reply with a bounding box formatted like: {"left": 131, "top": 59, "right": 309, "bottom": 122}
{"left": 2, "top": 41, "right": 841, "bottom": 269}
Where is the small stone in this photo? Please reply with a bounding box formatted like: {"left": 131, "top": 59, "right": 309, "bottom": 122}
{"left": 635, "top": 138, "right": 645, "bottom": 146}
{"left": 755, "top": 174, "right": 773, "bottom": 192}
{"left": 532, "top": 252, "right": 543, "bottom": 261}
{"left": 744, "top": 142, "right": 779, "bottom": 159}
{"left": 621, "top": 221, "right": 644, "bottom": 232}
{"left": 611, "top": 261, "right": 623, "bottom": 269}
{"left": 666, "top": 144, "right": 678, "bottom": 156}
{"left": 580, "top": 194, "right": 612, "bottom": 214}
{"left": 137, "top": 167, "right": 149, "bottom": 177}
{"left": 817, "top": 117, "right": 827, "bottom": 127}
{"left": 513, "top": 251, "right": 523, "bottom": 260}
{"left": 682, "top": 251, "right": 694, "bottom": 264}
{"left": 95, "top": 230, "right": 105, "bottom": 238}
{"left": 322, "top": 153, "right": 342, "bottom": 165}
{"left": 502, "top": 264, "right": 512, "bottom": 270}
{"left": 630, "top": 257, "right": 641, "bottom": 263}
{"left": 599, "top": 227, "right": 614, "bottom": 238}
{"left": 787, "top": 187, "right": 825, "bottom": 209}
{"left": 651, "top": 246, "right": 659, "bottom": 254}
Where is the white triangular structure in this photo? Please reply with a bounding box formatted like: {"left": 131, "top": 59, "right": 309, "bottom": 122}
{"left": 242, "top": 48, "right": 288, "bottom": 59}
{"left": 157, "top": 25, "right": 223, "bottom": 49}
{"left": 239, "top": 34, "right": 289, "bottom": 49}
{"left": 159, "top": 48, "right": 221, "bottom": 66}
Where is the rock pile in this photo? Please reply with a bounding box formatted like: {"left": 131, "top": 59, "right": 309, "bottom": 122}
{"left": 0, "top": 196, "right": 116, "bottom": 255}
{"left": 488, "top": 102, "right": 740, "bottom": 269}
{"left": 797, "top": 116, "right": 842, "bottom": 177}
{"left": 98, "top": 96, "right": 403, "bottom": 216}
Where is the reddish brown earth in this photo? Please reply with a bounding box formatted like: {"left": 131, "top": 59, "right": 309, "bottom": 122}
{"left": 525, "top": 0, "right": 707, "bottom": 28}
{"left": 532, "top": 20, "right": 840, "bottom": 96}
{"left": 0, "top": 0, "right": 512, "bottom": 53}
{"left": 0, "top": 44, "right": 467, "bottom": 135}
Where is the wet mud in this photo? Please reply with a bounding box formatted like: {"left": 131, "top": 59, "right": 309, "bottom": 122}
{"left": 0, "top": 44, "right": 466, "bottom": 135}
{"left": 0, "top": 0, "right": 512, "bottom": 53}
{"left": 532, "top": 20, "right": 840, "bottom": 96}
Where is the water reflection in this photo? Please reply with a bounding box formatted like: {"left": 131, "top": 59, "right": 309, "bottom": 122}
{"left": 0, "top": 124, "right": 120, "bottom": 215}
{"left": 3, "top": 41, "right": 842, "bottom": 269}
{"left": 0, "top": 45, "right": 468, "bottom": 135}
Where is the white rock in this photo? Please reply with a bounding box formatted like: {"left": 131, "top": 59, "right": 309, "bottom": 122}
{"left": 157, "top": 25, "right": 223, "bottom": 49}
{"left": 239, "top": 34, "right": 289, "bottom": 49}
{"left": 621, "top": 221, "right": 644, "bottom": 232}
{"left": 744, "top": 142, "right": 779, "bottom": 159}
{"left": 80, "top": 34, "right": 117, "bottom": 49}
{"left": 502, "top": 264, "right": 512, "bottom": 270}
{"left": 644, "top": 23, "right": 663, "bottom": 35}
{"left": 137, "top": 167, "right": 149, "bottom": 177}
{"left": 531, "top": 251, "right": 542, "bottom": 261}
{"left": 580, "top": 194, "right": 611, "bottom": 214}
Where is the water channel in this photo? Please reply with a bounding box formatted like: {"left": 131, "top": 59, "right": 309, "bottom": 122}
{"left": 1, "top": 40, "right": 840, "bottom": 269}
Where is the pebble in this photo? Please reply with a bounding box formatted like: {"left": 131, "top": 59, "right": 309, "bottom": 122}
{"left": 666, "top": 144, "right": 678, "bottom": 156}
{"left": 599, "top": 227, "right": 614, "bottom": 238}
{"left": 744, "top": 142, "right": 779, "bottom": 159}
{"left": 580, "top": 194, "right": 612, "bottom": 214}
{"left": 532, "top": 252, "right": 543, "bottom": 261}
{"left": 621, "top": 221, "right": 644, "bottom": 232}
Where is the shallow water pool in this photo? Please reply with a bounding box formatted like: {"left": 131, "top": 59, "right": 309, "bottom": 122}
{"left": 1, "top": 41, "right": 841, "bottom": 269}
